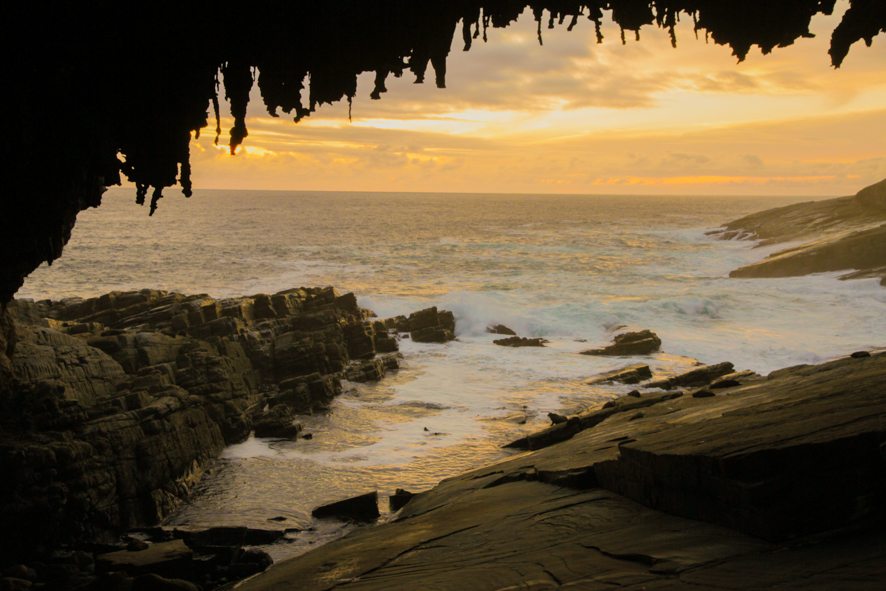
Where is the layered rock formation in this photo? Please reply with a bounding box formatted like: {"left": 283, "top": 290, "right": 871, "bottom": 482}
{"left": 240, "top": 350, "right": 886, "bottom": 590}
{"left": 717, "top": 178, "right": 886, "bottom": 284}
{"left": 0, "top": 287, "right": 400, "bottom": 562}
{"left": 5, "top": 2, "right": 886, "bottom": 303}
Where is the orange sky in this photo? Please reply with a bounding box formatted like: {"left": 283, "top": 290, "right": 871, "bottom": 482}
{"left": 183, "top": 2, "right": 885, "bottom": 196}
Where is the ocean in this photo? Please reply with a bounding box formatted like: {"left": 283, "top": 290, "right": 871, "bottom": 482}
{"left": 19, "top": 188, "right": 886, "bottom": 558}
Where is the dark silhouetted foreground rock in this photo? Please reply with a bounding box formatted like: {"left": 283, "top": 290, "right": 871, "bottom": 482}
{"left": 581, "top": 329, "right": 661, "bottom": 356}
{"left": 238, "top": 351, "right": 886, "bottom": 591}
{"left": 493, "top": 336, "right": 547, "bottom": 347}
{"left": 0, "top": 287, "right": 397, "bottom": 562}
{"left": 389, "top": 489, "right": 416, "bottom": 512}
{"left": 312, "top": 492, "right": 380, "bottom": 523}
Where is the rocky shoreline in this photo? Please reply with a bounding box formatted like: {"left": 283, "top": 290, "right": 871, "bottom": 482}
{"left": 1, "top": 287, "right": 884, "bottom": 589}
{"left": 240, "top": 348, "right": 886, "bottom": 590}
{"left": 712, "top": 178, "right": 886, "bottom": 285}
{"left": 0, "top": 288, "right": 461, "bottom": 590}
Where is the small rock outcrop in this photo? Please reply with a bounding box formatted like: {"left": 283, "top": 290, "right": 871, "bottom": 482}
{"left": 581, "top": 330, "right": 662, "bottom": 356}
{"left": 647, "top": 362, "right": 735, "bottom": 390}
{"left": 385, "top": 307, "right": 456, "bottom": 343}
{"left": 389, "top": 489, "right": 416, "bottom": 512}
{"left": 493, "top": 336, "right": 547, "bottom": 347}
{"left": 0, "top": 287, "right": 398, "bottom": 561}
{"left": 486, "top": 324, "right": 516, "bottom": 336}
{"left": 312, "top": 491, "right": 380, "bottom": 523}
{"left": 586, "top": 364, "right": 652, "bottom": 385}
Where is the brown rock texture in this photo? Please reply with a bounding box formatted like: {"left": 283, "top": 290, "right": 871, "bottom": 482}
{"left": 239, "top": 350, "right": 886, "bottom": 590}
{"left": 0, "top": 287, "right": 398, "bottom": 561}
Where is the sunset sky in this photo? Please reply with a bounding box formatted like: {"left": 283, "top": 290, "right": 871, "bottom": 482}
{"left": 186, "top": 2, "right": 885, "bottom": 196}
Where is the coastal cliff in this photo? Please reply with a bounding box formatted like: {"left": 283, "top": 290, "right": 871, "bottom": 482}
{"left": 0, "top": 287, "right": 400, "bottom": 563}
{"left": 717, "top": 178, "right": 886, "bottom": 284}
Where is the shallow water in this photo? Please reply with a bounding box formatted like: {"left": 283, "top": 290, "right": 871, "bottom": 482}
{"left": 20, "top": 188, "right": 886, "bottom": 559}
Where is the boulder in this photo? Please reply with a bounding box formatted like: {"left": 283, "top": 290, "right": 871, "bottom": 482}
{"left": 411, "top": 326, "right": 454, "bottom": 343}
{"left": 487, "top": 324, "right": 517, "bottom": 336}
{"left": 586, "top": 364, "right": 652, "bottom": 385}
{"left": 254, "top": 406, "right": 301, "bottom": 439}
{"left": 312, "top": 492, "right": 380, "bottom": 523}
{"left": 345, "top": 358, "right": 386, "bottom": 382}
{"left": 581, "top": 330, "right": 661, "bottom": 356}
{"left": 389, "top": 489, "right": 416, "bottom": 512}
{"left": 493, "top": 336, "right": 547, "bottom": 347}
{"left": 547, "top": 412, "right": 568, "bottom": 425}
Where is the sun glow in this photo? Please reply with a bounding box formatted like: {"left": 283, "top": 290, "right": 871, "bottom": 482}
{"left": 183, "top": 2, "right": 884, "bottom": 196}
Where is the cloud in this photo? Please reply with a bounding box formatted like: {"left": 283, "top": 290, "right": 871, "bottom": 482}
{"left": 190, "top": 2, "right": 885, "bottom": 197}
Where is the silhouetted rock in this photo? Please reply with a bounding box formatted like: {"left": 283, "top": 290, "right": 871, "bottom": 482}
{"left": 389, "top": 489, "right": 416, "bottom": 512}
{"left": 547, "top": 412, "right": 568, "bottom": 425}
{"left": 581, "top": 330, "right": 661, "bottom": 356}
{"left": 487, "top": 324, "right": 516, "bottom": 336}
{"left": 312, "top": 492, "right": 380, "bottom": 523}
{"left": 493, "top": 336, "right": 547, "bottom": 347}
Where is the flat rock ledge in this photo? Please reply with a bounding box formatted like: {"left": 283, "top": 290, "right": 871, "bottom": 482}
{"left": 0, "top": 287, "right": 404, "bottom": 563}
{"left": 240, "top": 350, "right": 886, "bottom": 591}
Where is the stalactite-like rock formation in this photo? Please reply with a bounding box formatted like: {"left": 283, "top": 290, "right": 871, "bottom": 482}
{"left": 3, "top": 1, "right": 885, "bottom": 304}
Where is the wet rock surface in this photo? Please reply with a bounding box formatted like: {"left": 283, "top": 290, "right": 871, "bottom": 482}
{"left": 240, "top": 350, "right": 886, "bottom": 590}
{"left": 0, "top": 287, "right": 399, "bottom": 563}
{"left": 581, "top": 329, "right": 662, "bottom": 356}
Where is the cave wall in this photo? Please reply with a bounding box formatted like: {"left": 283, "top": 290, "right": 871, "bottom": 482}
{"left": 3, "top": 0, "right": 884, "bottom": 306}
